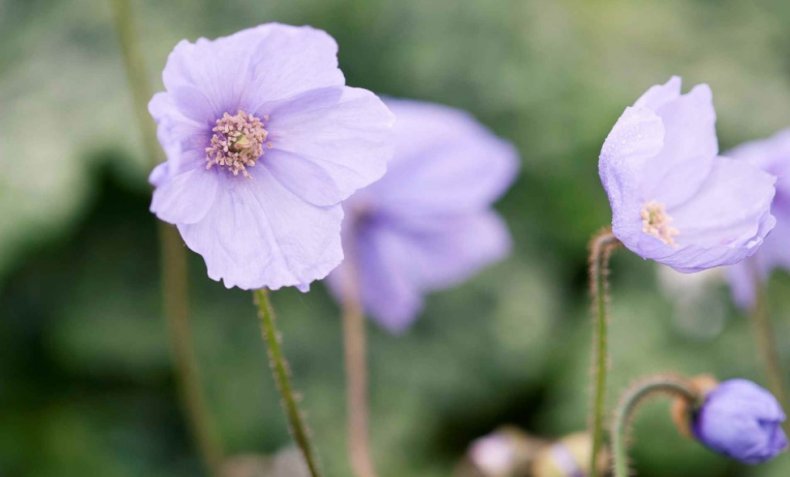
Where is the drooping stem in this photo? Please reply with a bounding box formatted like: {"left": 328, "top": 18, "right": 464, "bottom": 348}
{"left": 253, "top": 290, "right": 323, "bottom": 477}
{"left": 110, "top": 1, "right": 223, "bottom": 475}
{"left": 750, "top": 274, "right": 789, "bottom": 428}
{"left": 340, "top": 243, "right": 379, "bottom": 477}
{"left": 611, "top": 375, "right": 699, "bottom": 477}
{"left": 588, "top": 228, "right": 621, "bottom": 477}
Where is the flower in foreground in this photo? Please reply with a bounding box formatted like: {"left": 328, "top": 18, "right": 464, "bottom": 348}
{"left": 326, "top": 99, "right": 518, "bottom": 332}
{"left": 149, "top": 23, "right": 394, "bottom": 290}
{"left": 725, "top": 130, "right": 790, "bottom": 308}
{"left": 693, "top": 379, "right": 787, "bottom": 464}
{"left": 599, "top": 76, "right": 776, "bottom": 272}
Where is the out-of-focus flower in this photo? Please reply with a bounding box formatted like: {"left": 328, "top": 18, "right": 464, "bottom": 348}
{"left": 725, "top": 130, "right": 790, "bottom": 308}
{"left": 532, "top": 432, "right": 606, "bottom": 477}
{"left": 599, "top": 76, "right": 776, "bottom": 272}
{"left": 149, "top": 23, "right": 393, "bottom": 290}
{"left": 464, "top": 427, "right": 544, "bottom": 477}
{"left": 469, "top": 434, "right": 517, "bottom": 477}
{"left": 692, "top": 379, "right": 788, "bottom": 464}
{"left": 327, "top": 99, "right": 518, "bottom": 332}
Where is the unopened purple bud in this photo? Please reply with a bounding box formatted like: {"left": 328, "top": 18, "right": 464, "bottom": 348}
{"left": 693, "top": 379, "right": 788, "bottom": 464}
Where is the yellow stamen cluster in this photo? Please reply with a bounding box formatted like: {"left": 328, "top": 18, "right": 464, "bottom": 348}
{"left": 641, "top": 200, "right": 679, "bottom": 246}
{"left": 206, "top": 110, "right": 270, "bottom": 177}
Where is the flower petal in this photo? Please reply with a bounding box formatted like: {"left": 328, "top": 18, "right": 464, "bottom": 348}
{"left": 600, "top": 106, "right": 665, "bottom": 249}
{"left": 262, "top": 87, "right": 394, "bottom": 206}
{"left": 633, "top": 76, "right": 681, "bottom": 110}
{"left": 342, "top": 222, "right": 424, "bottom": 333}
{"left": 390, "top": 211, "right": 511, "bottom": 289}
{"left": 645, "top": 83, "right": 718, "bottom": 207}
{"left": 365, "top": 99, "right": 518, "bottom": 216}
{"left": 150, "top": 167, "right": 218, "bottom": 225}
{"left": 658, "top": 158, "right": 776, "bottom": 272}
{"left": 178, "top": 169, "right": 343, "bottom": 290}
{"left": 244, "top": 24, "right": 345, "bottom": 107}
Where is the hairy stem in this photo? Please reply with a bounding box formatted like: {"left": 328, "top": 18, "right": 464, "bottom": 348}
{"left": 253, "top": 290, "right": 323, "bottom": 477}
{"left": 588, "top": 228, "right": 621, "bottom": 477}
{"left": 340, "top": 246, "right": 379, "bottom": 477}
{"left": 750, "top": 275, "right": 789, "bottom": 430}
{"left": 110, "top": 1, "right": 223, "bottom": 474}
{"left": 611, "top": 375, "right": 699, "bottom": 477}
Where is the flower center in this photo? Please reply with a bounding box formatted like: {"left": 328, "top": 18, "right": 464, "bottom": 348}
{"left": 641, "top": 200, "right": 679, "bottom": 246}
{"left": 205, "top": 110, "right": 270, "bottom": 177}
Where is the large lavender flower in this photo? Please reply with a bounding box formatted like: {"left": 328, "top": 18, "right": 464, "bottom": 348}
{"left": 693, "top": 379, "right": 787, "bottom": 464}
{"left": 327, "top": 99, "right": 518, "bottom": 332}
{"left": 725, "top": 130, "right": 790, "bottom": 308}
{"left": 599, "top": 77, "right": 776, "bottom": 272}
{"left": 148, "top": 24, "right": 394, "bottom": 290}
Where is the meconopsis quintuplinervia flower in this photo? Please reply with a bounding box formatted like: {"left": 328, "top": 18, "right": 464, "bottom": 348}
{"left": 148, "top": 24, "right": 394, "bottom": 290}
{"left": 725, "top": 130, "right": 790, "bottom": 308}
{"left": 693, "top": 379, "right": 787, "bottom": 464}
{"left": 326, "top": 99, "right": 519, "bottom": 332}
{"left": 599, "top": 76, "right": 776, "bottom": 272}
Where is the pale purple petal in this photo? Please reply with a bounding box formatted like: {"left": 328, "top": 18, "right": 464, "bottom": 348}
{"left": 150, "top": 167, "right": 218, "bottom": 225}
{"left": 390, "top": 211, "right": 511, "bottom": 289}
{"left": 365, "top": 99, "right": 518, "bottom": 216}
{"left": 725, "top": 129, "right": 790, "bottom": 307}
{"left": 178, "top": 169, "right": 343, "bottom": 290}
{"left": 633, "top": 75, "right": 681, "bottom": 110}
{"left": 643, "top": 84, "right": 717, "bottom": 207}
{"left": 244, "top": 24, "right": 345, "bottom": 107}
{"left": 263, "top": 87, "right": 394, "bottom": 206}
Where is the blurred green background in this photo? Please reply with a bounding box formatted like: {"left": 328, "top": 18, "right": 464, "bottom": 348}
{"left": 3, "top": 0, "right": 790, "bottom": 476}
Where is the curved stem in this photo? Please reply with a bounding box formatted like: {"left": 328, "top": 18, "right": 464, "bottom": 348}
{"left": 110, "top": 1, "right": 223, "bottom": 474}
{"left": 588, "top": 228, "right": 621, "bottom": 477}
{"left": 340, "top": 246, "right": 379, "bottom": 477}
{"left": 611, "top": 375, "right": 699, "bottom": 477}
{"left": 253, "top": 290, "right": 323, "bottom": 477}
{"left": 750, "top": 274, "right": 789, "bottom": 429}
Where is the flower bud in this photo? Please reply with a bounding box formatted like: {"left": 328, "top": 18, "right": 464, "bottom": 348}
{"left": 691, "top": 379, "right": 788, "bottom": 464}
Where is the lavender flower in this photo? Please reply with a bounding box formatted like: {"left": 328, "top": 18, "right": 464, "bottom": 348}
{"left": 725, "top": 130, "right": 790, "bottom": 308}
{"left": 327, "top": 99, "right": 518, "bottom": 332}
{"left": 149, "top": 24, "right": 394, "bottom": 290}
{"left": 599, "top": 77, "right": 776, "bottom": 272}
{"left": 693, "top": 379, "right": 787, "bottom": 464}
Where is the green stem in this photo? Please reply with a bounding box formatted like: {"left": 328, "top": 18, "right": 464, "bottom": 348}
{"left": 340, "top": 244, "right": 379, "bottom": 477}
{"left": 253, "top": 290, "right": 323, "bottom": 477}
{"left": 588, "top": 229, "right": 620, "bottom": 477}
{"left": 611, "top": 375, "right": 699, "bottom": 477}
{"left": 110, "top": 1, "right": 223, "bottom": 474}
{"left": 750, "top": 274, "right": 790, "bottom": 430}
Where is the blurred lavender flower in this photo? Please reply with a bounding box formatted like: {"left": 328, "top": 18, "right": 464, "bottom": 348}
{"left": 327, "top": 99, "right": 518, "bottom": 332}
{"left": 599, "top": 76, "right": 776, "bottom": 272}
{"left": 148, "top": 24, "right": 393, "bottom": 290}
{"left": 725, "top": 130, "right": 790, "bottom": 308}
{"left": 693, "top": 379, "right": 788, "bottom": 464}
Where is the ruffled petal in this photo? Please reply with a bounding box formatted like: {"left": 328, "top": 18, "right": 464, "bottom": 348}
{"left": 178, "top": 168, "right": 343, "bottom": 290}
{"left": 150, "top": 166, "right": 219, "bottom": 225}
{"left": 633, "top": 75, "right": 681, "bottom": 110}
{"left": 364, "top": 99, "right": 518, "bottom": 216}
{"left": 243, "top": 24, "right": 345, "bottom": 107}
{"left": 341, "top": 221, "right": 424, "bottom": 333}
{"left": 600, "top": 106, "right": 665, "bottom": 250}
{"left": 644, "top": 83, "right": 718, "bottom": 206}
{"left": 389, "top": 211, "right": 511, "bottom": 289}
{"left": 656, "top": 158, "right": 776, "bottom": 272}
{"left": 262, "top": 87, "right": 394, "bottom": 206}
